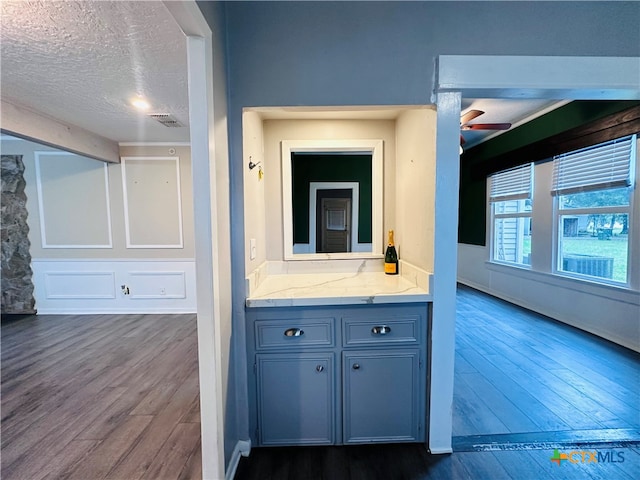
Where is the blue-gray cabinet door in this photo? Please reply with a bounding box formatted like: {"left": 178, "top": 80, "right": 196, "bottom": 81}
{"left": 256, "top": 353, "right": 334, "bottom": 445}
{"left": 343, "top": 350, "right": 421, "bottom": 443}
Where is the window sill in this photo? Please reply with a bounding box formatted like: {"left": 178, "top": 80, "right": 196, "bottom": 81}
{"left": 488, "top": 260, "right": 531, "bottom": 270}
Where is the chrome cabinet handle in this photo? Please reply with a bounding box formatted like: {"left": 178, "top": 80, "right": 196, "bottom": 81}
{"left": 371, "top": 325, "right": 391, "bottom": 335}
{"left": 352, "top": 363, "right": 360, "bottom": 370}
{"left": 284, "top": 328, "right": 304, "bottom": 337}
{"left": 316, "top": 365, "right": 325, "bottom": 373}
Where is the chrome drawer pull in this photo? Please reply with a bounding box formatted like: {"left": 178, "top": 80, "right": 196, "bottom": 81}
{"left": 316, "top": 365, "right": 325, "bottom": 373}
{"left": 284, "top": 328, "right": 304, "bottom": 337}
{"left": 352, "top": 363, "right": 360, "bottom": 370}
{"left": 371, "top": 325, "right": 391, "bottom": 335}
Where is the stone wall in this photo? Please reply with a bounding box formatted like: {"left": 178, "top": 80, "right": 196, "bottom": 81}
{"left": 1, "top": 155, "right": 35, "bottom": 313}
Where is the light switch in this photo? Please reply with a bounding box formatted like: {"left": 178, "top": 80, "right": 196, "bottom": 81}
{"left": 250, "top": 238, "right": 257, "bottom": 260}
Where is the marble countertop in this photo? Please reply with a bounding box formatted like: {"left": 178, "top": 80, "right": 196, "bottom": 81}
{"left": 245, "top": 270, "right": 432, "bottom": 308}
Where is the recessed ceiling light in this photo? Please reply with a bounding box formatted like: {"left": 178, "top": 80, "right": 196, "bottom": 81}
{"left": 131, "top": 97, "right": 150, "bottom": 110}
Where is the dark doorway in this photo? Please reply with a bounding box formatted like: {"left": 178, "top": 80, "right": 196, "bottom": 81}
{"left": 316, "top": 189, "right": 352, "bottom": 253}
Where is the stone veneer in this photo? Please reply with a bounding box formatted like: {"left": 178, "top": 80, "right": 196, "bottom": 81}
{"left": 1, "top": 155, "right": 35, "bottom": 313}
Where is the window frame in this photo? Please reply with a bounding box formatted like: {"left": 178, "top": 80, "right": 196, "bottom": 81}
{"left": 488, "top": 163, "right": 534, "bottom": 268}
{"left": 551, "top": 135, "right": 636, "bottom": 286}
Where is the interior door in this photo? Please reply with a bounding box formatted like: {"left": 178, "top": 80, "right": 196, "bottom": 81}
{"left": 319, "top": 197, "right": 351, "bottom": 253}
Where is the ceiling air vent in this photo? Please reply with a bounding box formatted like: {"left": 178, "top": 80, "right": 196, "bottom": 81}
{"left": 147, "top": 113, "right": 184, "bottom": 128}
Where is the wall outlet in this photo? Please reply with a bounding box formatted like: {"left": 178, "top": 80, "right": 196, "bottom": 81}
{"left": 121, "top": 285, "right": 130, "bottom": 295}
{"left": 250, "top": 238, "right": 257, "bottom": 260}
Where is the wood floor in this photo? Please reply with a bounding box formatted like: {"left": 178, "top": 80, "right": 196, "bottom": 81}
{"left": 1, "top": 313, "right": 202, "bottom": 480}
{"left": 2, "top": 286, "right": 638, "bottom": 479}
{"left": 233, "top": 443, "right": 640, "bottom": 480}
{"left": 453, "top": 284, "right": 640, "bottom": 439}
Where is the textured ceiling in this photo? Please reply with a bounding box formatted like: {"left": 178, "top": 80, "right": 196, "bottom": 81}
{"left": 0, "top": 1, "right": 564, "bottom": 147}
{"left": 0, "top": 0, "right": 189, "bottom": 143}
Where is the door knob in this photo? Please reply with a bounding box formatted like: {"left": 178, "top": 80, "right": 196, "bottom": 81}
{"left": 352, "top": 363, "right": 360, "bottom": 370}
{"left": 316, "top": 365, "right": 325, "bottom": 373}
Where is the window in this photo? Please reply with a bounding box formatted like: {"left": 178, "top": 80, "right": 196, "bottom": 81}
{"left": 552, "top": 135, "right": 636, "bottom": 284}
{"left": 489, "top": 163, "right": 533, "bottom": 266}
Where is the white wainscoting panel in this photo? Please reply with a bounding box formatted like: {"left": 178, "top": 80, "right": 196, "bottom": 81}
{"left": 121, "top": 157, "right": 184, "bottom": 249}
{"left": 128, "top": 271, "right": 186, "bottom": 299}
{"left": 34, "top": 151, "right": 113, "bottom": 248}
{"left": 44, "top": 271, "right": 116, "bottom": 299}
{"left": 32, "top": 259, "right": 196, "bottom": 314}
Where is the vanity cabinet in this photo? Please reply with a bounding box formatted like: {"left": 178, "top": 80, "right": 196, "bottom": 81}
{"left": 246, "top": 303, "right": 428, "bottom": 446}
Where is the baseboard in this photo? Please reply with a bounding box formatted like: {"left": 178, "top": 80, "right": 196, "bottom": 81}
{"left": 456, "top": 277, "right": 486, "bottom": 294}
{"left": 225, "top": 439, "right": 251, "bottom": 480}
{"left": 428, "top": 447, "right": 453, "bottom": 455}
{"left": 35, "top": 307, "right": 196, "bottom": 315}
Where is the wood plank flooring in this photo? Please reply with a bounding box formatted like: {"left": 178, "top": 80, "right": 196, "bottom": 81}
{"left": 234, "top": 443, "right": 639, "bottom": 480}
{"left": 1, "top": 313, "right": 201, "bottom": 480}
{"left": 453, "top": 284, "right": 640, "bottom": 440}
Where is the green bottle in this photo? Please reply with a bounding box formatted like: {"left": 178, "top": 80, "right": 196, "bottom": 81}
{"left": 384, "top": 230, "right": 398, "bottom": 275}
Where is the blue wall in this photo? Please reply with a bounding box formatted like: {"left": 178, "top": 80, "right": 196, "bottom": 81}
{"left": 201, "top": 0, "right": 640, "bottom": 465}
{"left": 225, "top": 1, "right": 639, "bottom": 107}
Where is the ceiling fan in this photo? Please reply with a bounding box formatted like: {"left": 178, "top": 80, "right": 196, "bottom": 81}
{"left": 460, "top": 109, "right": 512, "bottom": 148}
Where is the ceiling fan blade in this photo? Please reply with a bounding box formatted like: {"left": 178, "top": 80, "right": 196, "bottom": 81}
{"left": 461, "top": 123, "right": 512, "bottom": 131}
{"left": 460, "top": 109, "right": 484, "bottom": 124}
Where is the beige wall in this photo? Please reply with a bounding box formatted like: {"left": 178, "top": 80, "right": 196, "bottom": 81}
{"left": 1, "top": 138, "right": 194, "bottom": 259}
{"left": 243, "top": 111, "right": 267, "bottom": 274}
{"left": 396, "top": 108, "right": 437, "bottom": 272}
{"left": 261, "top": 118, "right": 397, "bottom": 264}
{"left": 242, "top": 111, "right": 439, "bottom": 274}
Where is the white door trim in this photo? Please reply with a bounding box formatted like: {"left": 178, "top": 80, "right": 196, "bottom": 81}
{"left": 165, "top": 2, "right": 227, "bottom": 478}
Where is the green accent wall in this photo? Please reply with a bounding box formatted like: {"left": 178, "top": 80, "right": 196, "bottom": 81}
{"left": 291, "top": 153, "right": 372, "bottom": 244}
{"left": 459, "top": 100, "right": 640, "bottom": 246}
{"left": 464, "top": 100, "right": 639, "bottom": 166}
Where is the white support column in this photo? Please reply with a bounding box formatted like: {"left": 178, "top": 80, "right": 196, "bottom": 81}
{"left": 429, "top": 91, "right": 461, "bottom": 454}
{"left": 186, "top": 35, "right": 225, "bottom": 480}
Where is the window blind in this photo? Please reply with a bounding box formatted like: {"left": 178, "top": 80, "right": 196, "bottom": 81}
{"left": 489, "top": 163, "right": 533, "bottom": 202}
{"left": 551, "top": 134, "right": 636, "bottom": 196}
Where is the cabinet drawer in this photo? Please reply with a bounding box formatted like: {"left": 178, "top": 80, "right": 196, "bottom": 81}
{"left": 342, "top": 315, "right": 420, "bottom": 347}
{"left": 255, "top": 317, "right": 335, "bottom": 350}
